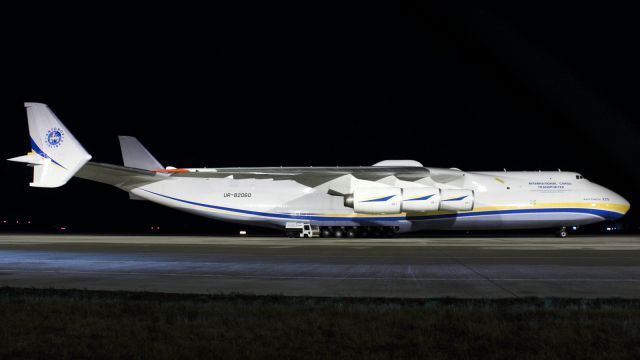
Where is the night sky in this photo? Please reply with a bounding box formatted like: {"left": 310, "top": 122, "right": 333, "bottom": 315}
{"left": 1, "top": 2, "right": 638, "bottom": 233}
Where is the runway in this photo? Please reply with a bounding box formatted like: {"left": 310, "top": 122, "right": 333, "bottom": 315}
{"left": 1, "top": 235, "right": 639, "bottom": 298}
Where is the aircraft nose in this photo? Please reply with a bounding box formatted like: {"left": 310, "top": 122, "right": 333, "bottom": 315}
{"left": 605, "top": 189, "right": 630, "bottom": 219}
{"left": 620, "top": 195, "right": 631, "bottom": 214}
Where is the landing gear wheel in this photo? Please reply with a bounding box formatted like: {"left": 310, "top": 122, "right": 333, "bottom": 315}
{"left": 346, "top": 229, "right": 356, "bottom": 238}
{"left": 556, "top": 227, "right": 568, "bottom": 238}
{"left": 321, "top": 229, "right": 332, "bottom": 238}
{"left": 334, "top": 229, "right": 344, "bottom": 238}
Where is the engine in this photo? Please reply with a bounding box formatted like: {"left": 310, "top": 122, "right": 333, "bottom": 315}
{"left": 346, "top": 187, "right": 402, "bottom": 214}
{"left": 439, "top": 189, "right": 474, "bottom": 211}
{"left": 344, "top": 187, "right": 474, "bottom": 214}
{"left": 401, "top": 187, "right": 441, "bottom": 212}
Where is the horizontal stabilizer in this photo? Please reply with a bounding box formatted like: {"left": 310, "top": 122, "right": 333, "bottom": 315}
{"left": 7, "top": 152, "right": 47, "bottom": 166}
{"left": 75, "top": 162, "right": 161, "bottom": 189}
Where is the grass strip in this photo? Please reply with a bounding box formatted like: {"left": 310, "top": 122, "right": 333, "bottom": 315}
{"left": 1, "top": 287, "right": 639, "bottom": 359}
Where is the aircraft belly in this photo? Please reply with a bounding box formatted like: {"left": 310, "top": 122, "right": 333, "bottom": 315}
{"left": 409, "top": 211, "right": 604, "bottom": 231}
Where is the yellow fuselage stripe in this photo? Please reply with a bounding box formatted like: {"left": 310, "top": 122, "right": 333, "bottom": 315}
{"left": 314, "top": 202, "right": 629, "bottom": 218}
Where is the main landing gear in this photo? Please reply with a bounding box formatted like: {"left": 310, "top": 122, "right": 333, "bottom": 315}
{"left": 556, "top": 226, "right": 568, "bottom": 238}
{"left": 319, "top": 226, "right": 399, "bottom": 238}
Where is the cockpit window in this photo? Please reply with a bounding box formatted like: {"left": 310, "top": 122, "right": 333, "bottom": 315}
{"left": 575, "top": 175, "right": 585, "bottom": 180}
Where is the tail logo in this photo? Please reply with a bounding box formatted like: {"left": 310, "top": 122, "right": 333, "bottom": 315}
{"left": 45, "top": 128, "right": 64, "bottom": 148}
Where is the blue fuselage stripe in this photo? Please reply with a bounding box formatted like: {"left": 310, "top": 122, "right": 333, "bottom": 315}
{"left": 141, "top": 189, "right": 624, "bottom": 221}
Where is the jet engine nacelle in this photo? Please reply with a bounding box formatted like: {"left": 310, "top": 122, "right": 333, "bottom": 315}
{"left": 345, "top": 187, "right": 474, "bottom": 214}
{"left": 349, "top": 187, "right": 402, "bottom": 214}
{"left": 439, "top": 189, "right": 474, "bottom": 211}
{"left": 401, "top": 187, "right": 441, "bottom": 212}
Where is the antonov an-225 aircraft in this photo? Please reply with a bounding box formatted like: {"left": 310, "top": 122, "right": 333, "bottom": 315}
{"left": 10, "top": 103, "right": 630, "bottom": 238}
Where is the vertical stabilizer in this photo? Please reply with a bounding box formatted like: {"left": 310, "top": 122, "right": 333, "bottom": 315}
{"left": 8, "top": 103, "right": 92, "bottom": 187}
{"left": 118, "top": 136, "right": 163, "bottom": 170}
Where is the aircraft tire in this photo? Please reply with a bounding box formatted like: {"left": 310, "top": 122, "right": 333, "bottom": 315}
{"left": 556, "top": 227, "right": 568, "bottom": 238}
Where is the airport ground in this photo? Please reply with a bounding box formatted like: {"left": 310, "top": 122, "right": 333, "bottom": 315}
{"left": 1, "top": 234, "right": 640, "bottom": 358}
{"left": 1, "top": 234, "right": 640, "bottom": 298}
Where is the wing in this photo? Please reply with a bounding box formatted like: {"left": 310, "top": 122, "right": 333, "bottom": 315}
{"left": 165, "top": 166, "right": 438, "bottom": 187}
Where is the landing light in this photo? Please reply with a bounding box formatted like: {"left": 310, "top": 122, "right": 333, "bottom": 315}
{"left": 239, "top": 230, "right": 247, "bottom": 236}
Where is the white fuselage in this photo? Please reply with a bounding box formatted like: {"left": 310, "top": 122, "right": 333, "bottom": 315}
{"left": 130, "top": 170, "right": 629, "bottom": 233}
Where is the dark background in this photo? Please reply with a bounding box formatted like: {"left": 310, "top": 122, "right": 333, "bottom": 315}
{"left": 1, "top": 1, "right": 638, "bottom": 234}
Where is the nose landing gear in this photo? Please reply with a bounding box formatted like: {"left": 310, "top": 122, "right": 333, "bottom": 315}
{"left": 556, "top": 226, "right": 568, "bottom": 238}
